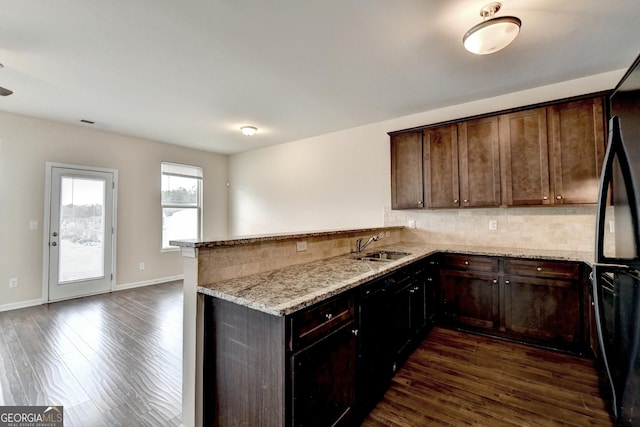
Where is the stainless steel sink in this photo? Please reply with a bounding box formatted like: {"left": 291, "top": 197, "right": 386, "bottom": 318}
{"left": 354, "top": 250, "right": 411, "bottom": 262}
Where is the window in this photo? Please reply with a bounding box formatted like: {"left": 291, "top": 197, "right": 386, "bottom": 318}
{"left": 161, "top": 162, "right": 202, "bottom": 250}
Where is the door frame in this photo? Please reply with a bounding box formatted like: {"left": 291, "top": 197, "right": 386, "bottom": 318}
{"left": 42, "top": 162, "right": 119, "bottom": 302}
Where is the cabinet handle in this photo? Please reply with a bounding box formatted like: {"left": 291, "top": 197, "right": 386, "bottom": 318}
{"left": 556, "top": 195, "right": 562, "bottom": 200}
{"left": 536, "top": 267, "right": 543, "bottom": 272}
{"left": 351, "top": 329, "right": 359, "bottom": 336}
{"left": 427, "top": 277, "right": 433, "bottom": 282}
{"left": 325, "top": 313, "right": 333, "bottom": 320}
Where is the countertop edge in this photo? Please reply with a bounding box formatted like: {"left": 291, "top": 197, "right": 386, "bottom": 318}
{"left": 170, "top": 226, "right": 404, "bottom": 248}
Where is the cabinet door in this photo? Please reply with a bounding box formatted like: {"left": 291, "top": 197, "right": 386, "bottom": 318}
{"left": 440, "top": 269, "right": 500, "bottom": 330}
{"left": 423, "top": 125, "right": 459, "bottom": 208}
{"left": 504, "top": 275, "right": 581, "bottom": 348}
{"left": 291, "top": 321, "right": 357, "bottom": 427}
{"left": 499, "top": 107, "right": 551, "bottom": 206}
{"left": 391, "top": 131, "right": 424, "bottom": 209}
{"left": 548, "top": 97, "right": 605, "bottom": 205}
{"left": 391, "top": 282, "right": 414, "bottom": 360}
{"left": 458, "top": 117, "right": 501, "bottom": 207}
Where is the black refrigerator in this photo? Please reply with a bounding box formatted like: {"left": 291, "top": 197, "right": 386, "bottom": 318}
{"left": 594, "top": 53, "right": 640, "bottom": 426}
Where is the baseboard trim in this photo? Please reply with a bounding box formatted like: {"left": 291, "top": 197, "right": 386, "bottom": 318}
{"left": 0, "top": 276, "right": 184, "bottom": 313}
{"left": 0, "top": 298, "right": 44, "bottom": 313}
{"left": 114, "top": 275, "right": 184, "bottom": 291}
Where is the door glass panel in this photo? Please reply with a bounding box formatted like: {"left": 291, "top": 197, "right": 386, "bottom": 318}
{"left": 59, "top": 176, "right": 106, "bottom": 283}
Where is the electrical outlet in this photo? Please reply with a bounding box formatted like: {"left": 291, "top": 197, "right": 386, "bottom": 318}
{"left": 30, "top": 220, "right": 38, "bottom": 230}
{"left": 296, "top": 241, "right": 307, "bottom": 252}
{"left": 9, "top": 278, "right": 18, "bottom": 288}
{"left": 408, "top": 219, "right": 416, "bottom": 229}
{"left": 489, "top": 220, "right": 497, "bottom": 230}
{"left": 139, "top": 263, "right": 145, "bottom": 271}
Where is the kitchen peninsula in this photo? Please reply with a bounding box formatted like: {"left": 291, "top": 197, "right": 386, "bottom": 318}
{"left": 173, "top": 227, "right": 594, "bottom": 427}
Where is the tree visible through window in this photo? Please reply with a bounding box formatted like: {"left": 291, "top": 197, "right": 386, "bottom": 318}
{"left": 161, "top": 162, "right": 202, "bottom": 250}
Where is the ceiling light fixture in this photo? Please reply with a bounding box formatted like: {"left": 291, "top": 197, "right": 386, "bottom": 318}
{"left": 463, "top": 2, "right": 521, "bottom": 55}
{"left": 240, "top": 126, "right": 257, "bottom": 136}
{"left": 0, "top": 62, "right": 13, "bottom": 96}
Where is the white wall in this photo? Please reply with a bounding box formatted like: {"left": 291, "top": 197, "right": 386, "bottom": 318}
{"left": 229, "top": 70, "right": 624, "bottom": 239}
{"left": 0, "top": 111, "right": 228, "bottom": 310}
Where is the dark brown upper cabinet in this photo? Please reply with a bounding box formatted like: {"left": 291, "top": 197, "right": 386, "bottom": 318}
{"left": 548, "top": 97, "right": 606, "bottom": 205}
{"left": 390, "top": 95, "right": 606, "bottom": 209}
{"left": 390, "top": 131, "right": 423, "bottom": 209}
{"left": 423, "top": 125, "right": 459, "bottom": 208}
{"left": 458, "top": 117, "right": 501, "bottom": 208}
{"left": 499, "top": 107, "right": 551, "bottom": 206}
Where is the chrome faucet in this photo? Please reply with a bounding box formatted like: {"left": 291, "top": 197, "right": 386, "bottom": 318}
{"left": 355, "top": 235, "right": 379, "bottom": 253}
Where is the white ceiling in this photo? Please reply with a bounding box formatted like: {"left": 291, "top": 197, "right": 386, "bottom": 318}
{"left": 0, "top": 0, "right": 638, "bottom": 155}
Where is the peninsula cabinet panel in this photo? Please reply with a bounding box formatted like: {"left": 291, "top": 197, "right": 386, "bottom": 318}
{"left": 458, "top": 117, "right": 501, "bottom": 207}
{"left": 391, "top": 131, "right": 423, "bottom": 209}
{"left": 548, "top": 97, "right": 606, "bottom": 205}
{"left": 423, "top": 125, "right": 459, "bottom": 208}
{"left": 499, "top": 107, "right": 551, "bottom": 206}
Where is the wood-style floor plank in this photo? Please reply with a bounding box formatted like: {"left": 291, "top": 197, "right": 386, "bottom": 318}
{"left": 0, "top": 281, "right": 183, "bottom": 426}
{"left": 362, "top": 327, "right": 614, "bottom": 427}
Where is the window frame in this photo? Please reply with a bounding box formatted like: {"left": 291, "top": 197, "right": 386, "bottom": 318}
{"left": 161, "top": 162, "right": 203, "bottom": 251}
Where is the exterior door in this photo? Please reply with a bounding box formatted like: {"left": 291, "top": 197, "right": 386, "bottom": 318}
{"left": 46, "top": 164, "right": 116, "bottom": 301}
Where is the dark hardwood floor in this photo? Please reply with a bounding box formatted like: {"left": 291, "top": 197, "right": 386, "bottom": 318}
{"left": 1, "top": 284, "right": 614, "bottom": 427}
{"left": 0, "top": 281, "right": 183, "bottom": 427}
{"left": 362, "top": 327, "right": 614, "bottom": 426}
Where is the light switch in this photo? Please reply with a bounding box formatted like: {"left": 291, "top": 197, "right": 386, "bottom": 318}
{"left": 489, "top": 220, "right": 497, "bottom": 230}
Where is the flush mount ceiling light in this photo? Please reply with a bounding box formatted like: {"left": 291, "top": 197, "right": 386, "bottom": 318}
{"left": 240, "top": 126, "right": 257, "bottom": 136}
{"left": 463, "top": 2, "right": 521, "bottom": 55}
{"left": 0, "top": 63, "right": 13, "bottom": 96}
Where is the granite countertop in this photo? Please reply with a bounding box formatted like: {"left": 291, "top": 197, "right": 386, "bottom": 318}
{"left": 197, "top": 243, "right": 594, "bottom": 317}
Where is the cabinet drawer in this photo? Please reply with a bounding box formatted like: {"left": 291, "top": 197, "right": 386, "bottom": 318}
{"left": 441, "top": 254, "right": 499, "bottom": 273}
{"left": 289, "top": 293, "right": 355, "bottom": 351}
{"left": 503, "top": 259, "right": 579, "bottom": 280}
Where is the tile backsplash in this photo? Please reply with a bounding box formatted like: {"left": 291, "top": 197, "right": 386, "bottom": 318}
{"left": 385, "top": 206, "right": 597, "bottom": 252}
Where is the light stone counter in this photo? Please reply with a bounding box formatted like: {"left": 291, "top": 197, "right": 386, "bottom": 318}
{"left": 197, "top": 242, "right": 593, "bottom": 316}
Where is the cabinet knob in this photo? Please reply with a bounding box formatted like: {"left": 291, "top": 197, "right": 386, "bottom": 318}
{"left": 543, "top": 196, "right": 548, "bottom": 200}
{"left": 556, "top": 195, "right": 562, "bottom": 200}
{"left": 325, "top": 313, "right": 333, "bottom": 320}
{"left": 463, "top": 199, "right": 469, "bottom": 203}
{"left": 351, "top": 329, "right": 359, "bottom": 336}
{"left": 536, "top": 267, "right": 543, "bottom": 272}
{"left": 493, "top": 279, "right": 498, "bottom": 284}
{"left": 505, "top": 280, "right": 510, "bottom": 285}
{"left": 418, "top": 201, "right": 423, "bottom": 206}
{"left": 427, "top": 277, "right": 433, "bottom": 282}
{"left": 454, "top": 199, "right": 459, "bottom": 204}
{"left": 464, "top": 261, "right": 469, "bottom": 265}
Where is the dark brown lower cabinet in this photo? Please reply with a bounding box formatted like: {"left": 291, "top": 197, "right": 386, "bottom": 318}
{"left": 203, "top": 291, "right": 357, "bottom": 427}
{"left": 291, "top": 320, "right": 357, "bottom": 427}
{"left": 440, "top": 269, "right": 500, "bottom": 331}
{"left": 439, "top": 253, "right": 584, "bottom": 354}
{"left": 503, "top": 274, "right": 581, "bottom": 349}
